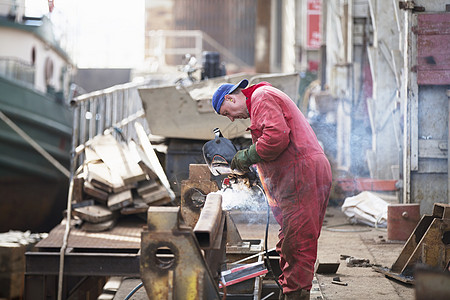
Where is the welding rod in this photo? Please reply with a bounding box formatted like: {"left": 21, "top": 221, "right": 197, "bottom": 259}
{"left": 231, "top": 247, "right": 277, "bottom": 265}
{"left": 331, "top": 280, "right": 348, "bottom": 286}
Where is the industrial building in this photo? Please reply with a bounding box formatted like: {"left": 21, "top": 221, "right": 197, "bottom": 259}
{"left": 0, "top": 0, "right": 449, "bottom": 299}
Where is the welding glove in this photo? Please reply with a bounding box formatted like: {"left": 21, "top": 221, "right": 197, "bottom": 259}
{"left": 231, "top": 144, "right": 262, "bottom": 173}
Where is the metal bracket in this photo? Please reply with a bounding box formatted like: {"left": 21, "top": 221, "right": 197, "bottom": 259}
{"left": 373, "top": 203, "right": 450, "bottom": 284}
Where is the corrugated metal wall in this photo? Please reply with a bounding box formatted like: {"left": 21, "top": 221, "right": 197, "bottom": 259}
{"left": 172, "top": 0, "right": 256, "bottom": 66}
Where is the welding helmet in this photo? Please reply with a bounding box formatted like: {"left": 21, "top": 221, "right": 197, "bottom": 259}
{"left": 202, "top": 128, "right": 237, "bottom": 176}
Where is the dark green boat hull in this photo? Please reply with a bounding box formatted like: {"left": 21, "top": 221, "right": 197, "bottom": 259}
{"left": 0, "top": 75, "right": 72, "bottom": 231}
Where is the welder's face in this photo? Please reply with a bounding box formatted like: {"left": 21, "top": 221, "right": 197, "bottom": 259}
{"left": 219, "top": 94, "right": 249, "bottom": 122}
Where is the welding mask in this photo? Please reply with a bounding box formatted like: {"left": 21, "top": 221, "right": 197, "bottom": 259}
{"left": 202, "top": 128, "right": 237, "bottom": 176}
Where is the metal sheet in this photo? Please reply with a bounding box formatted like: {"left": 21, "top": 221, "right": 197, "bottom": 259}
{"left": 35, "top": 218, "right": 144, "bottom": 249}
{"left": 416, "top": 13, "right": 450, "bottom": 85}
{"left": 387, "top": 204, "right": 420, "bottom": 241}
{"left": 138, "top": 72, "right": 300, "bottom": 140}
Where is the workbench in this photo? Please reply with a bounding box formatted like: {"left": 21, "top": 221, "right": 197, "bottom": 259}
{"left": 24, "top": 216, "right": 145, "bottom": 299}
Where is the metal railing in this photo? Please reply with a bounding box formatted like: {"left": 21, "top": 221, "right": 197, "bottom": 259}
{"left": 69, "top": 79, "right": 155, "bottom": 171}
{"left": 0, "top": 57, "right": 34, "bottom": 86}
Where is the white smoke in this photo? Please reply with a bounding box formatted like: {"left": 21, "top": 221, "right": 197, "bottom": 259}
{"left": 215, "top": 182, "right": 266, "bottom": 211}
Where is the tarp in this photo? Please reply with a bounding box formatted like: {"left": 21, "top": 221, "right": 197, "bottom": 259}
{"left": 341, "top": 191, "right": 389, "bottom": 228}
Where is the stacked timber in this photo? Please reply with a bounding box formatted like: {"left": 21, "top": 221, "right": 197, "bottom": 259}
{"left": 72, "top": 133, "right": 172, "bottom": 232}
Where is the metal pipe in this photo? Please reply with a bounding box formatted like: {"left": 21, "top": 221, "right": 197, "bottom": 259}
{"left": 194, "top": 193, "right": 222, "bottom": 249}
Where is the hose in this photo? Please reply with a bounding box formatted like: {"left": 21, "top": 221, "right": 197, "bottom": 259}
{"left": 255, "top": 185, "right": 283, "bottom": 292}
{"left": 124, "top": 281, "right": 143, "bottom": 300}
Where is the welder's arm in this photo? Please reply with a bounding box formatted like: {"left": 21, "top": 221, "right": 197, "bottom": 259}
{"left": 230, "top": 144, "right": 262, "bottom": 173}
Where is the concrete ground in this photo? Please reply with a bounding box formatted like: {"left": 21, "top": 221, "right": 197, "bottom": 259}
{"left": 236, "top": 205, "right": 415, "bottom": 300}
{"left": 110, "top": 203, "right": 416, "bottom": 299}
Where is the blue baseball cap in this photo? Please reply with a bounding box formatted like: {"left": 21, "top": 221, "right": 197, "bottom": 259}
{"left": 212, "top": 79, "right": 249, "bottom": 114}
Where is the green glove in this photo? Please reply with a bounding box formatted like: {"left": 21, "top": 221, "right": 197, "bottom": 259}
{"left": 231, "top": 144, "right": 262, "bottom": 173}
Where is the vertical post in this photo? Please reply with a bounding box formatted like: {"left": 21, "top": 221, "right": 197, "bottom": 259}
{"left": 402, "top": 9, "right": 411, "bottom": 203}
{"left": 448, "top": 90, "right": 450, "bottom": 204}
{"left": 320, "top": 0, "right": 327, "bottom": 90}
{"left": 255, "top": 0, "right": 272, "bottom": 73}
{"left": 281, "top": 0, "right": 296, "bottom": 73}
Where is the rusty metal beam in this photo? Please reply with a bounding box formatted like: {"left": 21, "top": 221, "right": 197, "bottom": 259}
{"left": 140, "top": 206, "right": 222, "bottom": 299}
{"left": 26, "top": 251, "right": 140, "bottom": 277}
{"left": 194, "top": 193, "right": 223, "bottom": 249}
{"left": 374, "top": 203, "right": 450, "bottom": 284}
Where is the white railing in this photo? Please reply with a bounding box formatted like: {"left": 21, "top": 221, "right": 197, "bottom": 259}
{"left": 69, "top": 79, "right": 153, "bottom": 171}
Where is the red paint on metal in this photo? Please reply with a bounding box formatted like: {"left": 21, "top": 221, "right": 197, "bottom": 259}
{"left": 307, "top": 0, "right": 322, "bottom": 49}
{"left": 416, "top": 13, "right": 450, "bottom": 85}
{"left": 387, "top": 204, "right": 421, "bottom": 241}
{"left": 336, "top": 178, "right": 397, "bottom": 192}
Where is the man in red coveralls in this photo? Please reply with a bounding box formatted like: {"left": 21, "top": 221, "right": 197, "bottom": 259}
{"left": 212, "top": 79, "right": 332, "bottom": 299}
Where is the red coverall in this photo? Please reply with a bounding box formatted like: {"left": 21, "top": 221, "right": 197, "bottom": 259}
{"left": 242, "top": 82, "right": 332, "bottom": 293}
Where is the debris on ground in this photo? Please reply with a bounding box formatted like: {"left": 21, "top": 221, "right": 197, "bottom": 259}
{"left": 346, "top": 256, "right": 372, "bottom": 268}
{"left": 315, "top": 261, "right": 340, "bottom": 274}
{"left": 331, "top": 277, "right": 348, "bottom": 286}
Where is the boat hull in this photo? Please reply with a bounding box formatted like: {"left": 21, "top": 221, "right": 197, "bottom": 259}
{"left": 0, "top": 75, "right": 72, "bottom": 231}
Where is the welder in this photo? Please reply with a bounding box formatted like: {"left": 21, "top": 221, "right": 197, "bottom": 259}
{"left": 211, "top": 79, "right": 332, "bottom": 300}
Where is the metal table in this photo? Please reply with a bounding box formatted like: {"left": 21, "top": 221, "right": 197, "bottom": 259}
{"left": 25, "top": 217, "right": 145, "bottom": 299}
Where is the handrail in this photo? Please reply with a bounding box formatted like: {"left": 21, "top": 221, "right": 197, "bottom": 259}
{"left": 70, "top": 79, "right": 154, "bottom": 177}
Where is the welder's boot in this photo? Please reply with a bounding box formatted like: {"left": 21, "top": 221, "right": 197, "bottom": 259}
{"left": 284, "top": 289, "right": 310, "bottom": 300}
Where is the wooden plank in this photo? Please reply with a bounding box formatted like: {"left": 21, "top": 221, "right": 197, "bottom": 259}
{"left": 136, "top": 180, "right": 160, "bottom": 197}
{"left": 85, "top": 147, "right": 132, "bottom": 193}
{"left": 83, "top": 181, "right": 109, "bottom": 202}
{"left": 135, "top": 122, "right": 175, "bottom": 200}
{"left": 108, "top": 190, "right": 133, "bottom": 211}
{"left": 84, "top": 147, "right": 116, "bottom": 193}
{"left": 141, "top": 186, "right": 170, "bottom": 205}
{"left": 129, "top": 140, "right": 158, "bottom": 179}
{"left": 147, "top": 197, "right": 172, "bottom": 206}
{"left": 72, "top": 176, "right": 85, "bottom": 203}
{"left": 121, "top": 198, "right": 149, "bottom": 215}
{"left": 73, "top": 205, "right": 115, "bottom": 224}
{"left": 91, "top": 134, "right": 147, "bottom": 185}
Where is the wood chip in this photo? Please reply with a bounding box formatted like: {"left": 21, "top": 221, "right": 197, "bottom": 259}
{"left": 91, "top": 134, "right": 147, "bottom": 185}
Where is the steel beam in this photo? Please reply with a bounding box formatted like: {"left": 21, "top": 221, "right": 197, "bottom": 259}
{"left": 26, "top": 251, "right": 140, "bottom": 277}
{"left": 194, "top": 193, "right": 223, "bottom": 249}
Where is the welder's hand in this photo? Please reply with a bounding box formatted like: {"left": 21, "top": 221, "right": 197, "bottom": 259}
{"left": 231, "top": 144, "right": 262, "bottom": 173}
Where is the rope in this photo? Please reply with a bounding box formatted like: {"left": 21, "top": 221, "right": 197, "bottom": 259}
{"left": 0, "top": 109, "right": 70, "bottom": 178}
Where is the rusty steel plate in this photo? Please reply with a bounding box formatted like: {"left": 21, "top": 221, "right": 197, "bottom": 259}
{"left": 36, "top": 218, "right": 145, "bottom": 250}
